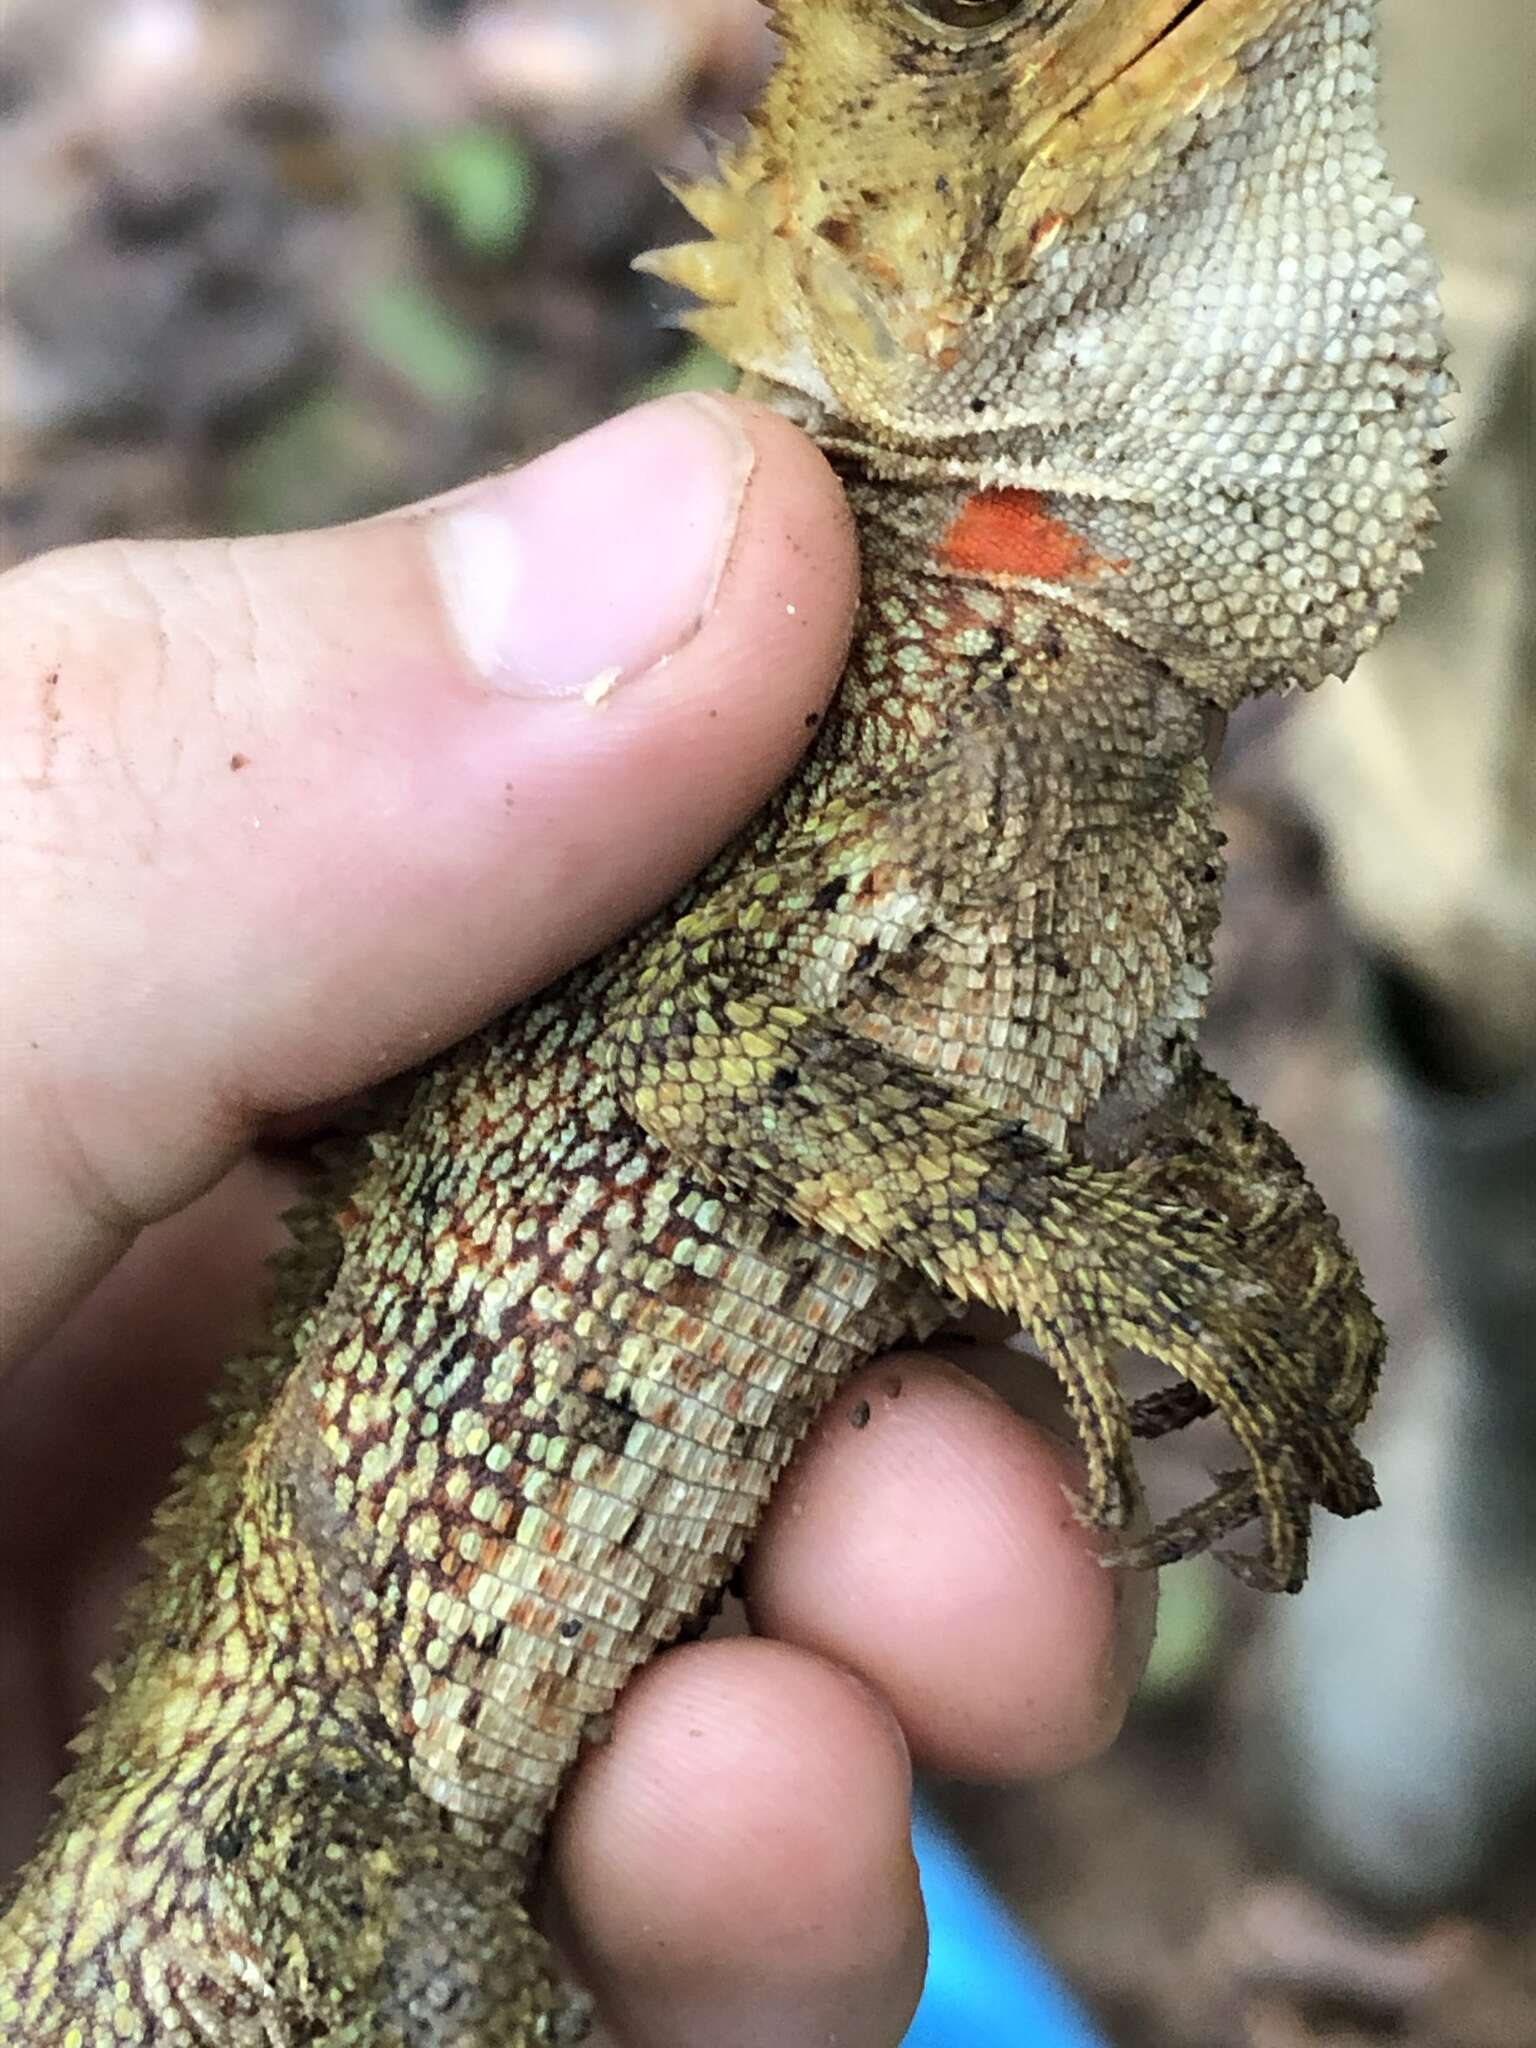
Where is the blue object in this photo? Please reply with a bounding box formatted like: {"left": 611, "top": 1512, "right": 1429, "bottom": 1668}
{"left": 903, "top": 1806, "right": 1110, "bottom": 2048}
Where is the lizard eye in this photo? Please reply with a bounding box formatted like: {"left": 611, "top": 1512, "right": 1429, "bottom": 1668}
{"left": 907, "top": 1, "right": 1030, "bottom": 27}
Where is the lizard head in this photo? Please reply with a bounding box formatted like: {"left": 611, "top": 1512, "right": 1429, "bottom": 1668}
{"left": 641, "top": 0, "right": 1448, "bottom": 697}
{"left": 640, "top": 0, "right": 1303, "bottom": 421}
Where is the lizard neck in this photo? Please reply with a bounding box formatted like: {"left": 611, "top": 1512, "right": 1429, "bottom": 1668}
{"left": 796, "top": 477, "right": 1215, "bottom": 824}
{"left": 819, "top": 471, "right": 1213, "bottom": 750}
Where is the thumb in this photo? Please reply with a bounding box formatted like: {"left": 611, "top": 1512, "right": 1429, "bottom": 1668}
{"left": 0, "top": 396, "right": 857, "bottom": 1366}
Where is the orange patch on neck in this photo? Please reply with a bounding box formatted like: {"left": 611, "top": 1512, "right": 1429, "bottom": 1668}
{"left": 938, "top": 489, "right": 1121, "bottom": 582}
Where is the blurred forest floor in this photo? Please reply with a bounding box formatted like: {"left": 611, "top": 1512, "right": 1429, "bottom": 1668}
{"left": 3, "top": 3, "right": 1531, "bottom": 2043}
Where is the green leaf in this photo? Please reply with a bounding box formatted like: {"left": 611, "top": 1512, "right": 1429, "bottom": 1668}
{"left": 223, "top": 391, "right": 399, "bottom": 535}
{"left": 361, "top": 282, "right": 493, "bottom": 408}
{"left": 636, "top": 342, "right": 738, "bottom": 403}
{"left": 1137, "top": 1557, "right": 1224, "bottom": 1704}
{"left": 414, "top": 126, "right": 535, "bottom": 258}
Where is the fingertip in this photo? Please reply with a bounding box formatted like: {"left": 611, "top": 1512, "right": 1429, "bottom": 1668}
{"left": 746, "top": 1354, "right": 1152, "bottom": 1779}
{"left": 549, "top": 1637, "right": 925, "bottom": 2048}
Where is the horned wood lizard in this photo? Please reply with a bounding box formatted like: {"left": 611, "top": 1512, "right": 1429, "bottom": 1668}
{"left": 0, "top": 1, "right": 1447, "bottom": 2040}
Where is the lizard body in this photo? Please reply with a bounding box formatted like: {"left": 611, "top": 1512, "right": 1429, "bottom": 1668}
{"left": 0, "top": 2, "right": 1446, "bottom": 2040}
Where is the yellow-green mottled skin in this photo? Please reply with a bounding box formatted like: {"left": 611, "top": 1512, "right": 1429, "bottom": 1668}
{"left": 0, "top": 1, "right": 1446, "bottom": 2040}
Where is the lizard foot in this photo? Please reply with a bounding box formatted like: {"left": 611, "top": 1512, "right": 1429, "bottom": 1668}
{"left": 918, "top": 1063, "right": 1383, "bottom": 1593}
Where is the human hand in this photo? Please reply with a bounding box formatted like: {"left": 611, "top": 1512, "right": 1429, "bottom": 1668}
{"left": 0, "top": 394, "right": 1154, "bottom": 2047}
